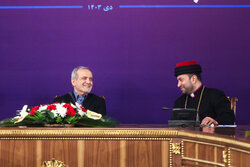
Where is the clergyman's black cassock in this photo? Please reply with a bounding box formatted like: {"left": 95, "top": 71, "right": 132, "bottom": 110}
{"left": 174, "top": 86, "right": 235, "bottom": 125}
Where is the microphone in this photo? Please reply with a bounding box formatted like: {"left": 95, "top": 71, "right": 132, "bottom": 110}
{"left": 162, "top": 107, "right": 172, "bottom": 110}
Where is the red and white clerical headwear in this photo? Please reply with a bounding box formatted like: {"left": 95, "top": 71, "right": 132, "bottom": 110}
{"left": 174, "top": 61, "right": 202, "bottom": 77}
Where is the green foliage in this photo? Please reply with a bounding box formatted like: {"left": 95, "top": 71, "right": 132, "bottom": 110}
{"left": 24, "top": 110, "right": 54, "bottom": 124}
{"left": 245, "top": 130, "right": 250, "bottom": 139}
{"left": 65, "top": 116, "right": 81, "bottom": 124}
{"left": 0, "top": 118, "right": 17, "bottom": 127}
{"left": 75, "top": 116, "right": 119, "bottom": 127}
{"left": 56, "top": 116, "right": 62, "bottom": 123}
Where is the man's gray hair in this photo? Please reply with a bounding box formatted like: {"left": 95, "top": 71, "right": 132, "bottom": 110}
{"left": 71, "top": 66, "right": 89, "bottom": 79}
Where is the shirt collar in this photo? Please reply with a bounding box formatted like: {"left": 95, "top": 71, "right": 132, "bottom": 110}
{"left": 190, "top": 85, "right": 203, "bottom": 98}
{"left": 73, "top": 91, "right": 88, "bottom": 100}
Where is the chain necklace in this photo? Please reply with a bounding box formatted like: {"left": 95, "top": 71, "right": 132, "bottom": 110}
{"left": 184, "top": 86, "right": 205, "bottom": 120}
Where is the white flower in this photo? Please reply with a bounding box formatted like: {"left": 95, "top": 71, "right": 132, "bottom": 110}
{"left": 50, "top": 110, "right": 58, "bottom": 118}
{"left": 56, "top": 104, "right": 67, "bottom": 118}
{"left": 70, "top": 103, "right": 77, "bottom": 108}
{"left": 38, "top": 105, "right": 48, "bottom": 112}
{"left": 75, "top": 103, "right": 85, "bottom": 117}
{"left": 15, "top": 105, "right": 29, "bottom": 123}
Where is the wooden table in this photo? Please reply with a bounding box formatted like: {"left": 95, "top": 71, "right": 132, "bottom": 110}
{"left": 0, "top": 125, "right": 249, "bottom": 167}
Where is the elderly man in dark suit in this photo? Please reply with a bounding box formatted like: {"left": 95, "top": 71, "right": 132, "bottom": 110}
{"left": 54, "top": 66, "right": 106, "bottom": 116}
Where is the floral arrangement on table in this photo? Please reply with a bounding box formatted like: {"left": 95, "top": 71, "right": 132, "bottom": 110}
{"left": 0, "top": 103, "right": 118, "bottom": 127}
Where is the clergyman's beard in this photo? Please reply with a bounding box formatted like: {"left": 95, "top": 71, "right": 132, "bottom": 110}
{"left": 183, "top": 85, "right": 194, "bottom": 95}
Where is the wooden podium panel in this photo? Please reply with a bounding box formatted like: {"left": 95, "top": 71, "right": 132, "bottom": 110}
{"left": 41, "top": 140, "right": 79, "bottom": 166}
{"left": 0, "top": 132, "right": 171, "bottom": 167}
{"left": 1, "top": 140, "right": 170, "bottom": 167}
{"left": 0, "top": 125, "right": 249, "bottom": 167}
{"left": 182, "top": 139, "right": 225, "bottom": 167}
{"left": 0, "top": 140, "right": 38, "bottom": 166}
{"left": 83, "top": 140, "right": 120, "bottom": 167}
{"left": 230, "top": 148, "right": 249, "bottom": 167}
{"left": 124, "top": 140, "right": 169, "bottom": 167}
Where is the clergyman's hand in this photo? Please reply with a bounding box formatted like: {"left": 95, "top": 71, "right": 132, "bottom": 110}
{"left": 201, "top": 117, "right": 218, "bottom": 126}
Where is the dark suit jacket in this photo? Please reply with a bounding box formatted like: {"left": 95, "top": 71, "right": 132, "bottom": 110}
{"left": 53, "top": 92, "right": 106, "bottom": 116}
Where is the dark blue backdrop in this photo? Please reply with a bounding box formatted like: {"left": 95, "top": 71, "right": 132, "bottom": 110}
{"left": 1, "top": 0, "right": 250, "bottom": 124}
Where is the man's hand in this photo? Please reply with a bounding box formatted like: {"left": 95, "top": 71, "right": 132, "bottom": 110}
{"left": 201, "top": 117, "right": 218, "bottom": 126}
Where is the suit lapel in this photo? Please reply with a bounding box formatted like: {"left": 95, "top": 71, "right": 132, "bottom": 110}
{"left": 82, "top": 94, "right": 91, "bottom": 108}
{"left": 68, "top": 92, "right": 77, "bottom": 104}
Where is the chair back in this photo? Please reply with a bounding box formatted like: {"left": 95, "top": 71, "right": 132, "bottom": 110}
{"left": 227, "top": 96, "right": 238, "bottom": 116}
